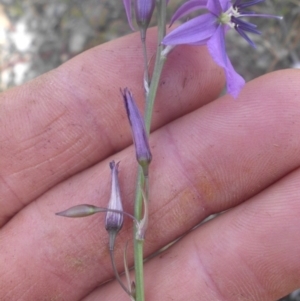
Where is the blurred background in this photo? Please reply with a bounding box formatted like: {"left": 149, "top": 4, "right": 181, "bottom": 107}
{"left": 0, "top": 0, "right": 299, "bottom": 92}
{"left": 0, "top": 0, "right": 300, "bottom": 299}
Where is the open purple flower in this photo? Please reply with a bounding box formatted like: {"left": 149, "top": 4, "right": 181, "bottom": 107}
{"left": 162, "top": 0, "right": 282, "bottom": 98}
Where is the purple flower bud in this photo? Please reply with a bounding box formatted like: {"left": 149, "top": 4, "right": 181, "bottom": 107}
{"left": 123, "top": 0, "right": 135, "bottom": 30}
{"left": 122, "top": 0, "right": 155, "bottom": 39}
{"left": 105, "top": 161, "right": 124, "bottom": 231}
{"left": 134, "top": 0, "right": 155, "bottom": 31}
{"left": 121, "top": 88, "right": 152, "bottom": 175}
{"left": 105, "top": 161, "right": 124, "bottom": 250}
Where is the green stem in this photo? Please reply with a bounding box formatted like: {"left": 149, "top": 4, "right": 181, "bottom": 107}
{"left": 145, "top": 0, "right": 167, "bottom": 133}
{"left": 133, "top": 167, "right": 145, "bottom": 301}
{"left": 141, "top": 33, "right": 150, "bottom": 92}
{"left": 133, "top": 2, "right": 167, "bottom": 301}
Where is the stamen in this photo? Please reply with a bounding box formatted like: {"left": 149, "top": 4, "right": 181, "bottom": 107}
{"left": 234, "top": 25, "right": 256, "bottom": 48}
{"left": 233, "top": 17, "right": 261, "bottom": 34}
{"left": 232, "top": 16, "right": 258, "bottom": 29}
{"left": 238, "top": 0, "right": 265, "bottom": 10}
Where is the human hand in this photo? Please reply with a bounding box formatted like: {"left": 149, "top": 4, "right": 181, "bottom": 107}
{"left": 0, "top": 29, "right": 300, "bottom": 301}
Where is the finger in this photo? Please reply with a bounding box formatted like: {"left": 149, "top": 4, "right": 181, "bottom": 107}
{"left": 1, "top": 69, "right": 300, "bottom": 300}
{"left": 86, "top": 167, "right": 300, "bottom": 301}
{"left": 0, "top": 28, "right": 224, "bottom": 226}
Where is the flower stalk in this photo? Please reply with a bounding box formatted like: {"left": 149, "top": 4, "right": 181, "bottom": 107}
{"left": 133, "top": 1, "right": 168, "bottom": 301}
{"left": 122, "top": 0, "right": 156, "bottom": 90}
{"left": 56, "top": 204, "right": 137, "bottom": 222}
{"left": 109, "top": 248, "right": 133, "bottom": 297}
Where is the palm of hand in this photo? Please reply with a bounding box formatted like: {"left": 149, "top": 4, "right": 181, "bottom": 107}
{"left": 0, "top": 30, "right": 300, "bottom": 301}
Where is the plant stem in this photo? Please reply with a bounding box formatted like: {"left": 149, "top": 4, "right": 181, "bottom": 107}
{"left": 133, "top": 167, "right": 145, "bottom": 301}
{"left": 133, "top": 1, "right": 167, "bottom": 301}
{"left": 109, "top": 249, "right": 132, "bottom": 297}
{"left": 145, "top": 0, "right": 167, "bottom": 133}
{"left": 141, "top": 34, "right": 150, "bottom": 93}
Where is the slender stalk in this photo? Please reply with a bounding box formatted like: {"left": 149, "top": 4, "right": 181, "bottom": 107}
{"left": 124, "top": 241, "right": 133, "bottom": 294}
{"left": 145, "top": 0, "right": 167, "bottom": 133}
{"left": 141, "top": 33, "right": 150, "bottom": 93}
{"left": 109, "top": 249, "right": 132, "bottom": 297}
{"left": 133, "top": 167, "right": 145, "bottom": 301}
{"left": 133, "top": 1, "right": 167, "bottom": 301}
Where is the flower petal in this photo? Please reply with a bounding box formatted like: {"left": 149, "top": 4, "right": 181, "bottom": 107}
{"left": 163, "top": 13, "right": 217, "bottom": 45}
{"left": 170, "top": 0, "right": 207, "bottom": 26}
{"left": 207, "top": 0, "right": 229, "bottom": 15}
{"left": 186, "top": 38, "right": 210, "bottom": 46}
{"left": 105, "top": 161, "right": 124, "bottom": 233}
{"left": 135, "top": 0, "right": 155, "bottom": 28}
{"left": 122, "top": 88, "right": 152, "bottom": 172}
{"left": 219, "top": 0, "right": 231, "bottom": 11}
{"left": 123, "top": 0, "right": 135, "bottom": 30}
{"left": 207, "top": 25, "right": 245, "bottom": 97}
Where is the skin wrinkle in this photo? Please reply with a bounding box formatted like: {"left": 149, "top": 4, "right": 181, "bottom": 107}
{"left": 144, "top": 160, "right": 200, "bottom": 247}
{"left": 208, "top": 97, "right": 299, "bottom": 204}
{"left": 203, "top": 172, "right": 300, "bottom": 300}
{"left": 1, "top": 120, "right": 104, "bottom": 220}
{"left": 1, "top": 267, "right": 29, "bottom": 301}
{"left": 209, "top": 226, "right": 259, "bottom": 300}
{"left": 3, "top": 121, "right": 86, "bottom": 172}
{"left": 60, "top": 85, "right": 121, "bottom": 157}
{"left": 222, "top": 241, "right": 267, "bottom": 300}
{"left": 0, "top": 174, "right": 23, "bottom": 207}
{"left": 149, "top": 169, "right": 298, "bottom": 300}
{"left": 191, "top": 236, "right": 228, "bottom": 301}
{"left": 3, "top": 96, "right": 64, "bottom": 146}
{"left": 19, "top": 282, "right": 40, "bottom": 301}
{"left": 9, "top": 140, "right": 81, "bottom": 178}
{"left": 36, "top": 222, "right": 109, "bottom": 301}
{"left": 2, "top": 131, "right": 90, "bottom": 201}
{"left": 163, "top": 123, "right": 205, "bottom": 202}
{"left": 144, "top": 143, "right": 211, "bottom": 249}
{"left": 14, "top": 109, "right": 67, "bottom": 148}
{"left": 43, "top": 248, "right": 85, "bottom": 289}
{"left": 228, "top": 215, "right": 272, "bottom": 297}
{"left": 233, "top": 196, "right": 300, "bottom": 298}
{"left": 162, "top": 119, "right": 220, "bottom": 212}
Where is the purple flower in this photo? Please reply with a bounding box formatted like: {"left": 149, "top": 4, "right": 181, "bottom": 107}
{"left": 123, "top": 0, "right": 155, "bottom": 33}
{"left": 163, "top": 0, "right": 282, "bottom": 98}
{"left": 121, "top": 88, "right": 152, "bottom": 176}
{"left": 105, "top": 161, "right": 124, "bottom": 250}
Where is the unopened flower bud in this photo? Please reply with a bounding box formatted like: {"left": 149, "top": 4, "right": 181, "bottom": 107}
{"left": 105, "top": 161, "right": 124, "bottom": 250}
{"left": 121, "top": 88, "right": 152, "bottom": 176}
{"left": 56, "top": 204, "right": 101, "bottom": 218}
{"left": 122, "top": 0, "right": 155, "bottom": 38}
{"left": 134, "top": 0, "right": 155, "bottom": 39}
